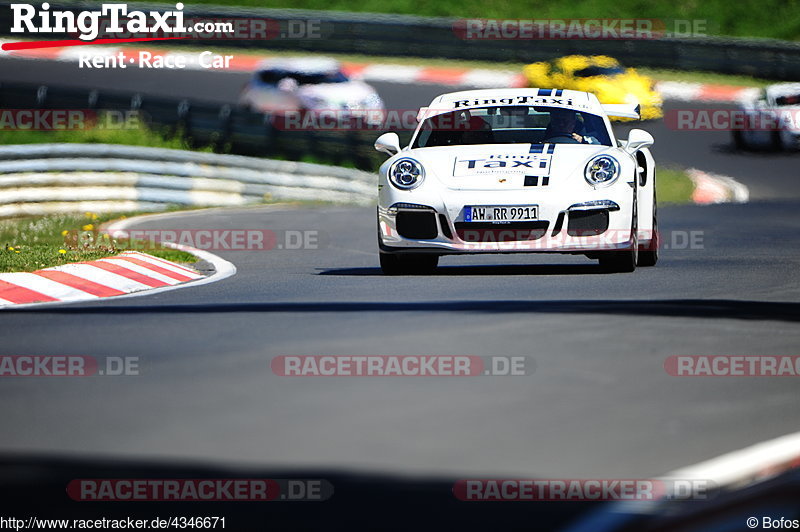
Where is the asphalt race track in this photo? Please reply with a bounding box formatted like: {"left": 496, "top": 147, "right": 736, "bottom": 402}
{"left": 0, "top": 55, "right": 799, "bottom": 528}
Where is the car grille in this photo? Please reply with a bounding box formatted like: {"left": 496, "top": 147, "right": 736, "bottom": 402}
{"left": 455, "top": 221, "right": 550, "bottom": 242}
{"left": 567, "top": 210, "right": 610, "bottom": 236}
{"left": 396, "top": 211, "right": 439, "bottom": 239}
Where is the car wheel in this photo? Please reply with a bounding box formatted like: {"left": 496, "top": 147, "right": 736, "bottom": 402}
{"left": 380, "top": 253, "right": 439, "bottom": 275}
{"left": 732, "top": 129, "right": 747, "bottom": 151}
{"left": 637, "top": 193, "right": 658, "bottom": 267}
{"left": 771, "top": 130, "right": 784, "bottom": 151}
{"left": 598, "top": 201, "right": 638, "bottom": 273}
{"left": 598, "top": 249, "right": 637, "bottom": 273}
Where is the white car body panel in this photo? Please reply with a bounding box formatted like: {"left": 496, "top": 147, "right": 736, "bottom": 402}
{"left": 377, "top": 88, "right": 656, "bottom": 256}
{"left": 239, "top": 57, "right": 385, "bottom": 117}
{"left": 736, "top": 82, "right": 800, "bottom": 150}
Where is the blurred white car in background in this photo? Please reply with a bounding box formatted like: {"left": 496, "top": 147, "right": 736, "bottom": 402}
{"left": 733, "top": 82, "right": 800, "bottom": 151}
{"left": 239, "top": 57, "right": 385, "bottom": 125}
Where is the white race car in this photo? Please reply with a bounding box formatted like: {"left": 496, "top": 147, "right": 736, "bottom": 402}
{"left": 375, "top": 88, "right": 657, "bottom": 274}
{"left": 732, "top": 83, "right": 800, "bottom": 151}
{"left": 239, "top": 57, "right": 385, "bottom": 123}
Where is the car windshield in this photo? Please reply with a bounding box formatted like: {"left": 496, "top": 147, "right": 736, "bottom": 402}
{"left": 775, "top": 93, "right": 800, "bottom": 106}
{"left": 412, "top": 105, "right": 612, "bottom": 148}
{"left": 257, "top": 69, "right": 349, "bottom": 85}
{"left": 573, "top": 65, "right": 625, "bottom": 77}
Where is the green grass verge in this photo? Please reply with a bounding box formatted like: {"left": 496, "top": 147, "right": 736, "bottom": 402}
{"left": 0, "top": 212, "right": 198, "bottom": 273}
{"left": 657, "top": 167, "right": 695, "bottom": 204}
{"left": 123, "top": 0, "right": 800, "bottom": 41}
{"left": 0, "top": 118, "right": 194, "bottom": 149}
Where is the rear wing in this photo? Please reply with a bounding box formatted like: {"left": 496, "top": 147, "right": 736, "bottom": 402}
{"left": 602, "top": 103, "right": 641, "bottom": 119}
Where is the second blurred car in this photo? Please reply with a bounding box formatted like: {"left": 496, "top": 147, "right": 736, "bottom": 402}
{"left": 239, "top": 57, "right": 385, "bottom": 125}
{"left": 523, "top": 55, "right": 663, "bottom": 120}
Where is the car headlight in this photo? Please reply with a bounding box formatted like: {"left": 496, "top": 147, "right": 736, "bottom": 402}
{"left": 584, "top": 155, "right": 620, "bottom": 187}
{"left": 389, "top": 158, "right": 425, "bottom": 190}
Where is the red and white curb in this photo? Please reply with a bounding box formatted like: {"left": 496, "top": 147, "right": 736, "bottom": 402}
{"left": 0, "top": 251, "right": 200, "bottom": 307}
{"left": 655, "top": 81, "right": 761, "bottom": 103}
{"left": 0, "top": 212, "right": 238, "bottom": 309}
{"left": 0, "top": 40, "right": 757, "bottom": 101}
{"left": 687, "top": 168, "right": 750, "bottom": 205}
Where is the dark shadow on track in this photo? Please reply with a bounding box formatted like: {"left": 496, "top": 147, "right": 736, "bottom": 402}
{"left": 318, "top": 264, "right": 603, "bottom": 276}
{"left": 7, "top": 299, "right": 800, "bottom": 322}
{"left": 0, "top": 454, "right": 595, "bottom": 532}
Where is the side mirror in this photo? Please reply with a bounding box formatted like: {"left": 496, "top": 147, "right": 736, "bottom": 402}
{"left": 374, "top": 132, "right": 401, "bottom": 156}
{"left": 625, "top": 129, "right": 654, "bottom": 154}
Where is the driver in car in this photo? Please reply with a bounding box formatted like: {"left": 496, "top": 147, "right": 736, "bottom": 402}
{"left": 543, "top": 109, "right": 599, "bottom": 144}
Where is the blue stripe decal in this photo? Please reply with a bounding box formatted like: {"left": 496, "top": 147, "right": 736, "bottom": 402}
{"left": 529, "top": 144, "right": 544, "bottom": 153}
{"left": 537, "top": 89, "right": 550, "bottom": 96}
{"left": 555, "top": 89, "right": 563, "bottom": 96}
{"left": 547, "top": 144, "right": 556, "bottom": 154}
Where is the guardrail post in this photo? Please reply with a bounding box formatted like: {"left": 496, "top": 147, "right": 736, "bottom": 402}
{"left": 35, "top": 85, "right": 48, "bottom": 109}
{"left": 215, "top": 104, "right": 232, "bottom": 153}
{"left": 177, "top": 99, "right": 191, "bottom": 146}
{"left": 87, "top": 90, "right": 99, "bottom": 109}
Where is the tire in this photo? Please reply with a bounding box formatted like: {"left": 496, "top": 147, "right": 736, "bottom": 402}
{"left": 380, "top": 253, "right": 439, "bottom": 275}
{"left": 598, "top": 249, "right": 637, "bottom": 273}
{"left": 771, "top": 130, "right": 784, "bottom": 151}
{"left": 637, "top": 192, "right": 658, "bottom": 267}
{"left": 598, "top": 199, "right": 638, "bottom": 273}
{"left": 732, "top": 129, "right": 747, "bottom": 151}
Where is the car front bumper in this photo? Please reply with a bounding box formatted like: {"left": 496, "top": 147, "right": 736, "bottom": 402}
{"left": 378, "top": 190, "right": 638, "bottom": 255}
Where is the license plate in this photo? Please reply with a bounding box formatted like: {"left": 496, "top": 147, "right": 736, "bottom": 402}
{"left": 464, "top": 205, "right": 538, "bottom": 222}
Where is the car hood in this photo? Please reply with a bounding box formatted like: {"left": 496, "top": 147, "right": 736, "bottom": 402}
{"left": 297, "top": 81, "right": 381, "bottom": 109}
{"left": 405, "top": 144, "right": 613, "bottom": 191}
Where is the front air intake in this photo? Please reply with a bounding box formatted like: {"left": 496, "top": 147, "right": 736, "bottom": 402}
{"left": 396, "top": 211, "right": 438, "bottom": 239}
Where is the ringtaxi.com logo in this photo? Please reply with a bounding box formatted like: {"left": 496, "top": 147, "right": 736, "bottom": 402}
{"left": 271, "top": 355, "right": 534, "bottom": 376}
{"left": 11, "top": 3, "right": 193, "bottom": 41}
{"left": 6, "top": 3, "right": 327, "bottom": 44}
{"left": 0, "top": 355, "right": 139, "bottom": 376}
